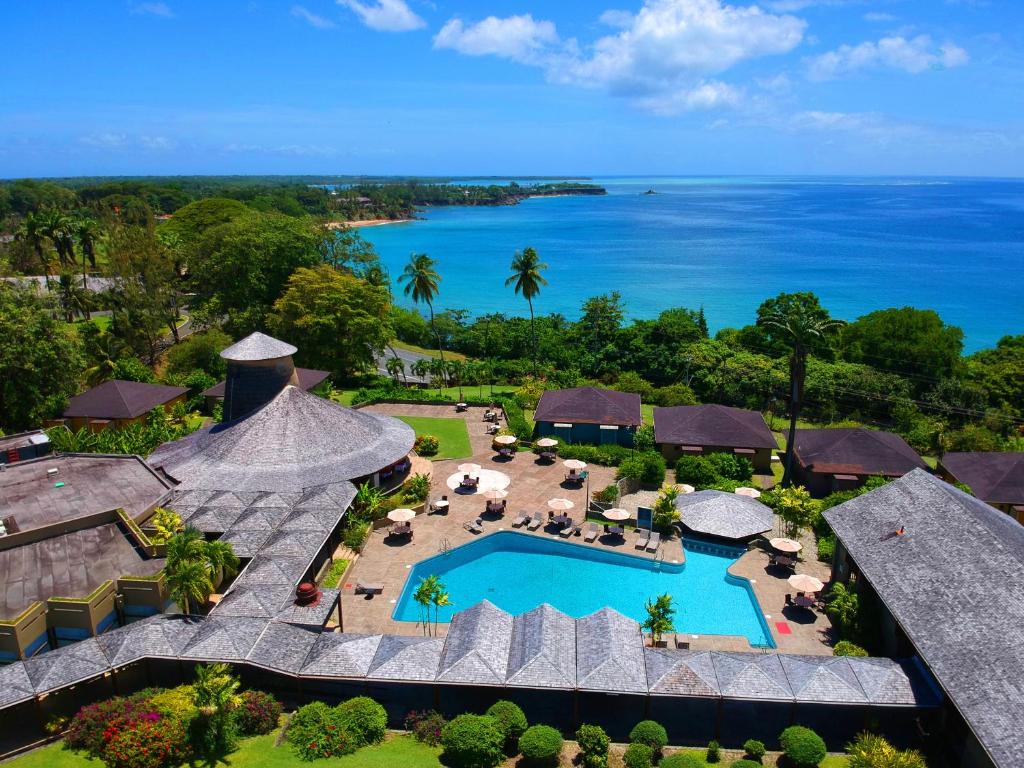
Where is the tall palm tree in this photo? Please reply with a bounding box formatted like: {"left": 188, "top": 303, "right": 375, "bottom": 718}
{"left": 429, "top": 358, "right": 447, "bottom": 395}
{"left": 38, "top": 210, "right": 75, "bottom": 271}
{"left": 758, "top": 307, "right": 845, "bottom": 486}
{"left": 165, "top": 559, "right": 212, "bottom": 615}
{"left": 204, "top": 539, "right": 240, "bottom": 589}
{"left": 15, "top": 212, "right": 52, "bottom": 286}
{"left": 385, "top": 355, "right": 405, "bottom": 385}
{"left": 55, "top": 273, "right": 91, "bottom": 322}
{"left": 505, "top": 247, "right": 548, "bottom": 375}
{"left": 192, "top": 662, "right": 241, "bottom": 755}
{"left": 447, "top": 359, "right": 466, "bottom": 400}
{"left": 410, "top": 358, "right": 430, "bottom": 386}
{"left": 398, "top": 253, "right": 446, "bottom": 373}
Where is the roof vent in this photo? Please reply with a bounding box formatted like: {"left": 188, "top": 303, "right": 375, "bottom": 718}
{"left": 880, "top": 525, "right": 907, "bottom": 542}
{"left": 295, "top": 582, "right": 321, "bottom": 607}
{"left": 46, "top": 467, "right": 59, "bottom": 477}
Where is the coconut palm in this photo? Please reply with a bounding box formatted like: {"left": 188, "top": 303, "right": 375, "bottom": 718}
{"left": 162, "top": 526, "right": 239, "bottom": 612}
{"left": 76, "top": 217, "right": 102, "bottom": 272}
{"left": 447, "top": 359, "right": 466, "bottom": 400}
{"left": 83, "top": 331, "right": 130, "bottom": 386}
{"left": 385, "top": 355, "right": 405, "bottom": 385}
{"left": 758, "top": 306, "right": 846, "bottom": 486}
{"left": 37, "top": 209, "right": 76, "bottom": 271}
{"left": 410, "top": 358, "right": 430, "bottom": 386}
{"left": 505, "top": 247, "right": 548, "bottom": 375}
{"left": 165, "top": 559, "right": 212, "bottom": 615}
{"left": 398, "top": 253, "right": 446, "bottom": 372}
{"left": 15, "top": 212, "right": 52, "bottom": 285}
{"left": 431, "top": 580, "right": 451, "bottom": 635}
{"left": 204, "top": 539, "right": 240, "bottom": 588}
{"left": 55, "top": 273, "right": 91, "bottom": 322}
{"left": 429, "top": 358, "right": 447, "bottom": 395}
{"left": 413, "top": 576, "right": 437, "bottom": 636}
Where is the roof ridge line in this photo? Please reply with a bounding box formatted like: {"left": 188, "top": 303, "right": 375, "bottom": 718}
{"left": 110, "top": 379, "right": 134, "bottom": 415}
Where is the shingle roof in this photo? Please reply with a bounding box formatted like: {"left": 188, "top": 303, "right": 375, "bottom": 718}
{"left": 273, "top": 588, "right": 340, "bottom": 627}
{"left": 247, "top": 622, "right": 322, "bottom": 675}
{"left": 96, "top": 615, "right": 199, "bottom": 665}
{"left": 367, "top": 635, "right": 444, "bottom": 681}
{"left": 149, "top": 386, "right": 413, "bottom": 492}
{"left": 576, "top": 607, "right": 647, "bottom": 693}
{"left": 0, "top": 662, "right": 37, "bottom": 707}
{"left": 23, "top": 637, "right": 111, "bottom": 694}
{"left": 63, "top": 379, "right": 189, "bottom": 420}
{"left": 939, "top": 452, "right": 1024, "bottom": 506}
{"left": 711, "top": 652, "right": 791, "bottom": 700}
{"left": 653, "top": 405, "right": 777, "bottom": 449}
{"left": 437, "top": 600, "right": 514, "bottom": 685}
{"left": 178, "top": 617, "right": 269, "bottom": 662}
{"left": 533, "top": 387, "right": 642, "bottom": 427}
{"left": 675, "top": 490, "right": 774, "bottom": 540}
{"left": 644, "top": 649, "right": 720, "bottom": 696}
{"left": 301, "top": 633, "right": 382, "bottom": 678}
{"left": 794, "top": 428, "right": 926, "bottom": 476}
{"left": 506, "top": 604, "right": 576, "bottom": 688}
{"left": 214, "top": 583, "right": 295, "bottom": 618}
{"left": 824, "top": 469, "right": 1024, "bottom": 768}
{"left": 220, "top": 332, "right": 297, "bottom": 362}
{"left": 202, "top": 367, "right": 330, "bottom": 398}
{"left": 778, "top": 655, "right": 867, "bottom": 703}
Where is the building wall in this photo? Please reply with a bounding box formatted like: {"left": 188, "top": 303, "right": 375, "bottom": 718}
{"left": 535, "top": 421, "right": 636, "bottom": 447}
{"left": 659, "top": 444, "right": 773, "bottom": 473}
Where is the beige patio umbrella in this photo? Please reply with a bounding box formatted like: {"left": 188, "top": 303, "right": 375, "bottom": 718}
{"left": 387, "top": 508, "right": 416, "bottom": 522}
{"left": 547, "top": 498, "right": 575, "bottom": 511}
{"left": 563, "top": 459, "right": 587, "bottom": 471}
{"left": 735, "top": 486, "right": 762, "bottom": 498}
{"left": 788, "top": 573, "right": 824, "bottom": 593}
{"left": 678, "top": 484, "right": 696, "bottom": 494}
{"left": 769, "top": 537, "right": 802, "bottom": 553}
{"left": 494, "top": 435, "right": 517, "bottom": 445}
{"left": 602, "top": 508, "right": 630, "bottom": 521}
{"left": 458, "top": 462, "right": 482, "bottom": 475}
{"left": 483, "top": 489, "right": 509, "bottom": 500}
{"left": 536, "top": 438, "right": 558, "bottom": 448}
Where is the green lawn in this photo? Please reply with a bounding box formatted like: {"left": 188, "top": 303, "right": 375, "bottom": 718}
{"left": 390, "top": 340, "right": 467, "bottom": 362}
{"left": 395, "top": 416, "right": 472, "bottom": 460}
{"left": 660, "top": 749, "right": 848, "bottom": 767}
{"left": 320, "top": 559, "right": 350, "bottom": 589}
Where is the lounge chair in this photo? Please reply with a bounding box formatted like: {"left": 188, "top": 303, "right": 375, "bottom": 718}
{"left": 646, "top": 531, "right": 661, "bottom": 553}
{"left": 355, "top": 582, "right": 383, "bottom": 595}
{"left": 558, "top": 518, "right": 575, "bottom": 537}
{"left": 527, "top": 512, "right": 543, "bottom": 530}
{"left": 583, "top": 522, "right": 599, "bottom": 542}
{"left": 512, "top": 512, "right": 529, "bottom": 527}
{"left": 634, "top": 529, "right": 650, "bottom": 549}
{"left": 463, "top": 518, "right": 483, "bottom": 534}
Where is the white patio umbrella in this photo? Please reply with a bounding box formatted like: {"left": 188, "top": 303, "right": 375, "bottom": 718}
{"left": 387, "top": 508, "right": 416, "bottom": 522}
{"left": 547, "top": 498, "right": 575, "bottom": 511}
{"left": 458, "top": 462, "right": 482, "bottom": 475}
{"left": 483, "top": 489, "right": 509, "bottom": 500}
{"left": 536, "top": 438, "right": 558, "bottom": 448}
{"left": 603, "top": 508, "right": 630, "bottom": 521}
{"left": 494, "top": 435, "right": 517, "bottom": 445}
{"left": 769, "top": 537, "right": 802, "bottom": 553}
{"left": 735, "top": 486, "right": 762, "bottom": 498}
{"left": 678, "top": 484, "right": 696, "bottom": 494}
{"left": 563, "top": 459, "right": 587, "bottom": 471}
{"left": 788, "top": 573, "right": 825, "bottom": 593}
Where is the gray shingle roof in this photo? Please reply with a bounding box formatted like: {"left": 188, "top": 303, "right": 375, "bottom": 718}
{"left": 653, "top": 404, "right": 777, "bottom": 449}
{"left": 149, "top": 386, "right": 413, "bottom": 492}
{"left": 644, "top": 649, "right": 720, "bottom": 696}
{"left": 220, "top": 332, "right": 297, "bottom": 362}
{"left": 96, "top": 616, "right": 197, "bottom": 665}
{"left": 711, "top": 652, "right": 791, "bottom": 700}
{"left": 437, "top": 601, "right": 514, "bottom": 685}
{"left": 675, "top": 490, "right": 774, "bottom": 540}
{"left": 23, "top": 637, "right": 111, "bottom": 694}
{"left": 939, "top": 452, "right": 1024, "bottom": 506}
{"left": 63, "top": 379, "right": 188, "bottom": 420}
{"left": 576, "top": 607, "right": 648, "bottom": 693}
{"left": 301, "top": 633, "right": 382, "bottom": 678}
{"left": 367, "top": 635, "right": 444, "bottom": 681}
{"left": 778, "top": 655, "right": 867, "bottom": 703}
{"left": 247, "top": 622, "right": 322, "bottom": 675}
{"left": 534, "top": 387, "right": 642, "bottom": 427}
{"left": 794, "top": 428, "right": 926, "bottom": 476}
{"left": 234, "top": 555, "right": 309, "bottom": 587}
{"left": 506, "top": 603, "right": 576, "bottom": 688}
{"left": 0, "top": 662, "right": 36, "bottom": 707}
{"left": 273, "top": 588, "right": 340, "bottom": 627}
{"left": 849, "top": 657, "right": 940, "bottom": 706}
{"left": 825, "top": 469, "right": 1024, "bottom": 767}
{"left": 217, "top": 528, "right": 274, "bottom": 558}
{"left": 179, "top": 617, "right": 269, "bottom": 662}
{"left": 215, "top": 583, "right": 296, "bottom": 618}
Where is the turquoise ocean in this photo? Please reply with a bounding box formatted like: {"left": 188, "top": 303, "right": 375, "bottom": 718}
{"left": 358, "top": 177, "right": 1024, "bottom": 353}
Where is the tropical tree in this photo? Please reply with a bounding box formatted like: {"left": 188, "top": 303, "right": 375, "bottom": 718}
{"left": 410, "top": 358, "right": 431, "bottom": 385}
{"left": 642, "top": 593, "right": 676, "bottom": 646}
{"left": 757, "top": 295, "right": 845, "bottom": 486}
{"left": 652, "top": 485, "right": 681, "bottom": 532}
{"left": 191, "top": 663, "right": 242, "bottom": 758}
{"left": 165, "top": 558, "right": 213, "bottom": 615}
{"left": 37, "top": 209, "right": 76, "bottom": 271}
{"left": 75, "top": 217, "right": 102, "bottom": 271}
{"left": 14, "top": 211, "right": 52, "bottom": 284}
{"left": 413, "top": 576, "right": 438, "bottom": 636}
{"left": 429, "top": 358, "right": 447, "bottom": 395}
{"left": 398, "top": 253, "right": 446, "bottom": 371}
{"left": 447, "top": 359, "right": 466, "bottom": 400}
{"left": 385, "top": 355, "right": 405, "bottom": 385}
{"left": 55, "top": 273, "right": 91, "bottom": 322}
{"left": 162, "top": 526, "right": 239, "bottom": 613}
{"left": 431, "top": 579, "right": 451, "bottom": 635}
{"left": 204, "top": 538, "right": 241, "bottom": 588}
{"left": 505, "top": 247, "right": 548, "bottom": 375}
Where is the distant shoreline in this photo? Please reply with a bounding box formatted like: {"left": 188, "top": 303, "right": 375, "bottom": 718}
{"left": 325, "top": 218, "right": 413, "bottom": 230}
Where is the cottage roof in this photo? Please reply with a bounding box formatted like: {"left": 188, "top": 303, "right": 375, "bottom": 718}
{"left": 653, "top": 405, "right": 777, "bottom": 449}
{"left": 794, "top": 428, "right": 926, "bottom": 476}
{"left": 534, "top": 387, "right": 642, "bottom": 427}
{"left": 63, "top": 379, "right": 188, "bottom": 420}
{"left": 939, "top": 452, "right": 1024, "bottom": 506}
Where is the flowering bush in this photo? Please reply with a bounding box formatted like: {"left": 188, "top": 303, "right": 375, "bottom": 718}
{"left": 288, "top": 702, "right": 356, "bottom": 761}
{"left": 405, "top": 710, "right": 447, "bottom": 746}
{"left": 414, "top": 434, "right": 440, "bottom": 457}
{"left": 233, "top": 690, "right": 282, "bottom": 736}
{"left": 65, "top": 695, "right": 156, "bottom": 758}
{"left": 102, "top": 714, "right": 188, "bottom": 768}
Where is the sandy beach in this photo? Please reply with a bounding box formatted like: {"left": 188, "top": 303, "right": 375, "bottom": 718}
{"left": 325, "top": 218, "right": 412, "bottom": 230}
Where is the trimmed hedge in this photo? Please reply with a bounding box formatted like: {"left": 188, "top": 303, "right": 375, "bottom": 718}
{"left": 833, "top": 640, "right": 868, "bottom": 657}
{"left": 731, "top": 761, "right": 764, "bottom": 768}
{"left": 617, "top": 452, "right": 667, "bottom": 486}
{"left": 659, "top": 754, "right": 704, "bottom": 768}
{"left": 484, "top": 700, "right": 528, "bottom": 744}
{"left": 440, "top": 714, "right": 505, "bottom": 768}
{"left": 780, "top": 725, "right": 827, "bottom": 767}
{"left": 558, "top": 443, "right": 634, "bottom": 467}
{"left": 336, "top": 696, "right": 387, "bottom": 748}
{"left": 623, "top": 742, "right": 655, "bottom": 768}
{"left": 742, "top": 738, "right": 766, "bottom": 761}
{"left": 576, "top": 724, "right": 610, "bottom": 768}
{"left": 518, "top": 725, "right": 563, "bottom": 767}
{"left": 629, "top": 720, "right": 668, "bottom": 751}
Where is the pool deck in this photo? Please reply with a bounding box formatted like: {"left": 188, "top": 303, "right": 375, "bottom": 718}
{"left": 342, "top": 403, "right": 835, "bottom": 655}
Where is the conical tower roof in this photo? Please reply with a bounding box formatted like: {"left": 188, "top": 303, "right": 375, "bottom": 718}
{"left": 220, "top": 332, "right": 297, "bottom": 362}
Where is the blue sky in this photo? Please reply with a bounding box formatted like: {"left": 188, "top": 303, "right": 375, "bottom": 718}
{"left": 2, "top": 0, "right": 1022, "bottom": 177}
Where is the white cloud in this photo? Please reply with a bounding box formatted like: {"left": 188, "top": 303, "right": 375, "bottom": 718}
{"left": 433, "top": 15, "right": 560, "bottom": 64}
{"left": 598, "top": 9, "right": 634, "bottom": 28}
{"left": 139, "top": 135, "right": 175, "bottom": 150}
{"left": 79, "top": 132, "right": 128, "bottom": 148}
{"left": 863, "top": 11, "right": 897, "bottom": 22}
{"left": 635, "top": 80, "right": 743, "bottom": 115}
{"left": 337, "top": 0, "right": 424, "bottom": 32}
{"left": 807, "top": 35, "right": 969, "bottom": 80}
{"left": 129, "top": 2, "right": 173, "bottom": 18}
{"left": 292, "top": 5, "right": 336, "bottom": 29}
{"left": 756, "top": 73, "right": 792, "bottom": 93}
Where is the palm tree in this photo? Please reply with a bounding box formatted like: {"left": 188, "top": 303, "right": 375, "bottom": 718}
{"left": 429, "top": 358, "right": 447, "bottom": 395}
{"left": 758, "top": 307, "right": 846, "bottom": 486}
{"left": 165, "top": 559, "right": 212, "bottom": 615}
{"left": 431, "top": 581, "right": 451, "bottom": 636}
{"left": 76, "top": 217, "right": 101, "bottom": 272}
{"left": 165, "top": 526, "right": 207, "bottom": 570}
{"left": 15, "top": 212, "right": 52, "bottom": 285}
{"left": 398, "top": 253, "right": 447, "bottom": 372}
{"left": 410, "top": 358, "right": 430, "bottom": 386}
{"left": 38, "top": 210, "right": 75, "bottom": 271}
{"left": 385, "top": 355, "right": 405, "bottom": 385}
{"left": 447, "top": 359, "right": 466, "bottom": 400}
{"left": 505, "top": 247, "right": 548, "bottom": 375}
{"left": 162, "top": 527, "right": 238, "bottom": 612}
{"left": 204, "top": 539, "right": 240, "bottom": 589}
{"left": 55, "top": 273, "right": 91, "bottom": 322}
{"left": 83, "top": 332, "right": 130, "bottom": 386}
{"left": 413, "top": 577, "right": 437, "bottom": 636}
{"left": 192, "top": 662, "right": 241, "bottom": 756}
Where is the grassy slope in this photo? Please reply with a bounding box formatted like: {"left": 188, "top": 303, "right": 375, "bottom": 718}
{"left": 390, "top": 340, "right": 467, "bottom": 362}
{"left": 395, "top": 416, "right": 472, "bottom": 460}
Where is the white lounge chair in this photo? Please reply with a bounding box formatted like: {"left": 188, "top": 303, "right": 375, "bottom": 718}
{"left": 463, "top": 518, "right": 483, "bottom": 534}
{"left": 583, "top": 522, "right": 599, "bottom": 542}
{"left": 634, "top": 529, "right": 650, "bottom": 549}
{"left": 527, "top": 512, "right": 544, "bottom": 530}
{"left": 512, "top": 512, "right": 529, "bottom": 527}
{"left": 558, "top": 518, "right": 575, "bottom": 537}
{"left": 646, "top": 531, "right": 661, "bottom": 552}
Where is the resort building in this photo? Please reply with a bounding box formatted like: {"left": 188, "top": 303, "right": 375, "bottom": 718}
{"left": 0, "top": 430, "right": 51, "bottom": 465}
{"left": 825, "top": 469, "right": 1024, "bottom": 768}
{"left": 59, "top": 379, "right": 189, "bottom": 431}
{"left": 533, "top": 387, "right": 641, "bottom": 447}
{"left": 937, "top": 452, "right": 1024, "bottom": 523}
{"left": 673, "top": 490, "right": 774, "bottom": 542}
{"left": 201, "top": 366, "right": 331, "bottom": 412}
{"left": 653, "top": 404, "right": 778, "bottom": 472}
{"left": 792, "top": 427, "right": 928, "bottom": 497}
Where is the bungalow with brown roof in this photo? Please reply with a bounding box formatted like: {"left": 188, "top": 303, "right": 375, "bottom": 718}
{"left": 61, "top": 379, "right": 189, "bottom": 432}
{"left": 937, "top": 452, "right": 1024, "bottom": 524}
{"left": 533, "top": 387, "right": 641, "bottom": 447}
{"left": 653, "top": 404, "right": 778, "bottom": 473}
{"left": 792, "top": 427, "right": 927, "bottom": 497}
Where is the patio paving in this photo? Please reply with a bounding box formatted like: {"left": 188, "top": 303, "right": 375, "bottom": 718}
{"left": 342, "top": 403, "right": 835, "bottom": 655}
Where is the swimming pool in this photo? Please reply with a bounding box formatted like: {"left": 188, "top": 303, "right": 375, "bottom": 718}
{"left": 393, "top": 531, "right": 774, "bottom": 647}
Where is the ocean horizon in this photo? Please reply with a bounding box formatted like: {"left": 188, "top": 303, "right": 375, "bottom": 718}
{"left": 359, "top": 176, "right": 1024, "bottom": 353}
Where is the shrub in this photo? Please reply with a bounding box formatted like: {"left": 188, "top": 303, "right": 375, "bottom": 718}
{"left": 405, "top": 473, "right": 432, "bottom": 502}
{"left": 594, "top": 484, "right": 619, "bottom": 504}
{"left": 232, "top": 691, "right": 281, "bottom": 736}
{"left": 575, "top": 724, "right": 610, "bottom": 768}
{"left": 742, "top": 738, "right": 766, "bottom": 762}
{"left": 706, "top": 452, "right": 753, "bottom": 482}
{"left": 623, "top": 741, "right": 655, "bottom": 768}
{"left": 617, "top": 452, "right": 666, "bottom": 486}
{"left": 147, "top": 685, "right": 196, "bottom": 726}
{"left": 779, "top": 725, "right": 827, "bottom": 767}
{"left": 559, "top": 442, "right": 633, "bottom": 467}
{"left": 659, "top": 754, "right": 704, "bottom": 768}
{"left": 629, "top": 720, "right": 668, "bottom": 751}
{"left": 414, "top": 434, "right": 440, "bottom": 456}
{"left": 484, "top": 700, "right": 528, "bottom": 742}
{"left": 287, "top": 702, "right": 355, "bottom": 761}
{"left": 833, "top": 640, "right": 868, "bottom": 657}
{"left": 103, "top": 714, "right": 188, "bottom": 768}
{"left": 65, "top": 694, "right": 157, "bottom": 758}
{"left": 816, "top": 534, "right": 835, "bottom": 563}
{"left": 405, "top": 710, "right": 447, "bottom": 746}
{"left": 633, "top": 423, "right": 656, "bottom": 452}
{"left": 440, "top": 714, "right": 505, "bottom": 768}
{"left": 650, "top": 383, "right": 698, "bottom": 407}
{"left": 497, "top": 396, "right": 532, "bottom": 440}
{"left": 732, "top": 761, "right": 764, "bottom": 768}
{"left": 707, "top": 740, "right": 721, "bottom": 763}
{"left": 675, "top": 455, "right": 721, "bottom": 487}
{"left": 846, "top": 732, "right": 927, "bottom": 768}
{"left": 336, "top": 696, "right": 387, "bottom": 747}
{"left": 518, "top": 725, "right": 563, "bottom": 767}
{"left": 343, "top": 521, "right": 370, "bottom": 550}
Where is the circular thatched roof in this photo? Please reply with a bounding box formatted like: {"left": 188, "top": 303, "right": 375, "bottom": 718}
{"left": 220, "top": 332, "right": 298, "bottom": 362}
{"left": 150, "top": 386, "right": 414, "bottom": 492}
{"left": 674, "top": 489, "right": 773, "bottom": 540}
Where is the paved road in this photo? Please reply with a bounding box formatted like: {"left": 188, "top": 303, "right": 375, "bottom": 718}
{"left": 375, "top": 346, "right": 435, "bottom": 384}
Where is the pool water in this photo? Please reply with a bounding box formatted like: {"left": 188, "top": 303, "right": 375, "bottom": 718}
{"left": 393, "top": 531, "right": 774, "bottom": 647}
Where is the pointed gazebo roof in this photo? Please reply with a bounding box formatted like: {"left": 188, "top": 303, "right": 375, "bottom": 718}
{"left": 220, "top": 332, "right": 297, "bottom": 361}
